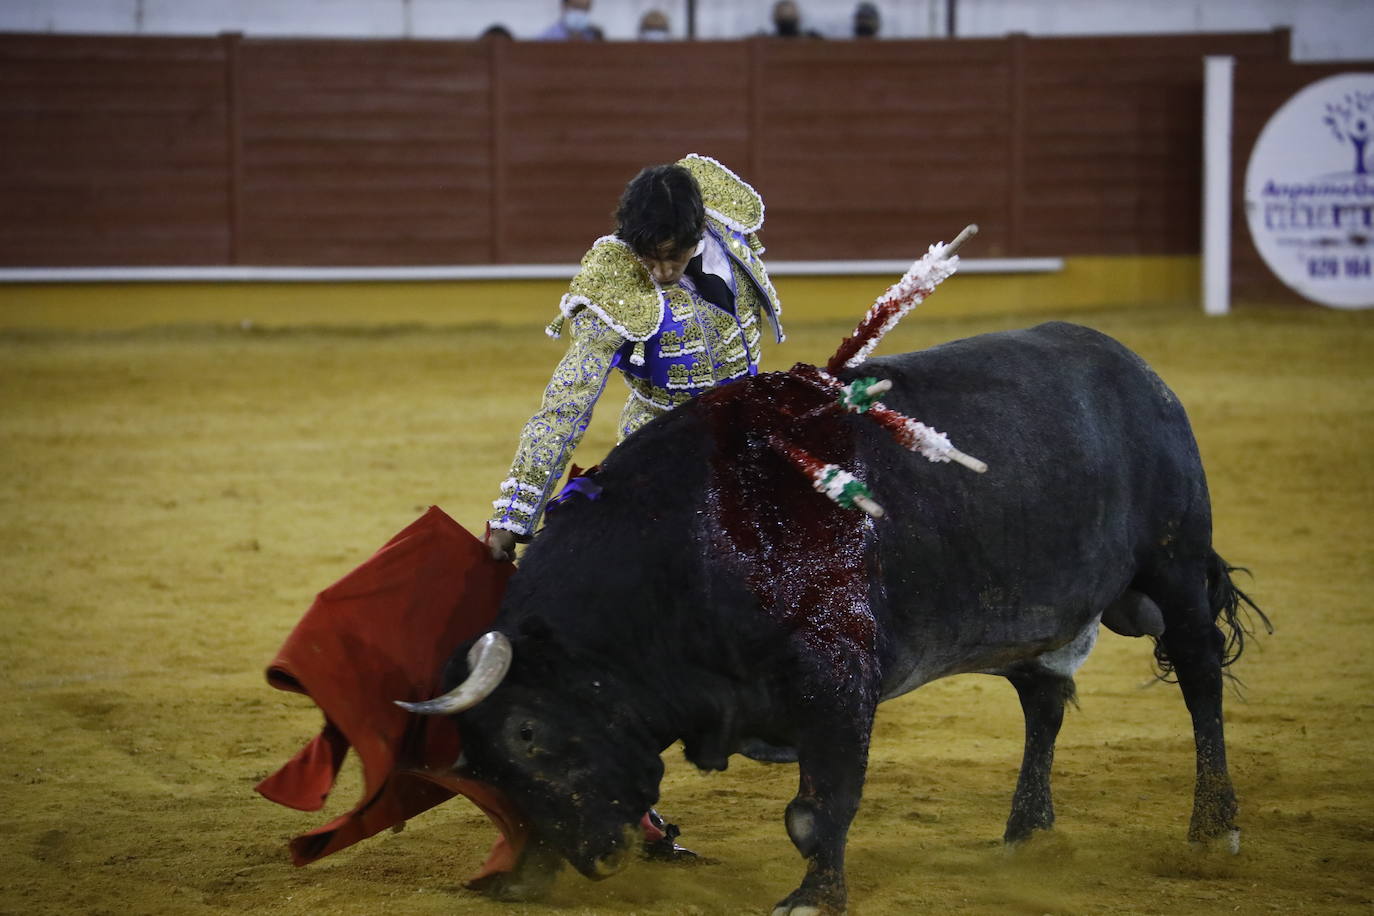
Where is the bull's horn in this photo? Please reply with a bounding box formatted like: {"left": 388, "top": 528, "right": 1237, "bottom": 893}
{"left": 395, "top": 631, "right": 512, "bottom": 716}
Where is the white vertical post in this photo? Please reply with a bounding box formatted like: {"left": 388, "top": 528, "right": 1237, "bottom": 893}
{"left": 1202, "top": 56, "right": 1235, "bottom": 316}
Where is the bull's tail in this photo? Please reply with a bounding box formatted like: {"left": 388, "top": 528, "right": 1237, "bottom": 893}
{"left": 1152, "top": 551, "right": 1273, "bottom": 683}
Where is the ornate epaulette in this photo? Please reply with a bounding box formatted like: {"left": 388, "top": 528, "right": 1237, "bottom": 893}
{"left": 546, "top": 235, "right": 664, "bottom": 344}
{"left": 680, "top": 153, "right": 765, "bottom": 235}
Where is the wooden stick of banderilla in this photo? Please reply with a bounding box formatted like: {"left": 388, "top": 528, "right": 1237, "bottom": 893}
{"left": 943, "top": 223, "right": 979, "bottom": 259}
{"left": 768, "top": 435, "right": 887, "bottom": 519}
{"left": 945, "top": 448, "right": 989, "bottom": 474}
{"left": 862, "top": 379, "right": 892, "bottom": 398}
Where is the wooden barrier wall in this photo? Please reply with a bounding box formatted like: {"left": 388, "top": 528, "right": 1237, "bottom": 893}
{"left": 0, "top": 29, "right": 1294, "bottom": 272}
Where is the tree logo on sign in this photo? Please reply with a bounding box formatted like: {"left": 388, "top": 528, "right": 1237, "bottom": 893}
{"left": 1323, "top": 91, "right": 1373, "bottom": 176}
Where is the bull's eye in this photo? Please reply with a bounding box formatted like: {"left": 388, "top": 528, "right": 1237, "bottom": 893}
{"left": 519, "top": 722, "right": 534, "bottom": 742}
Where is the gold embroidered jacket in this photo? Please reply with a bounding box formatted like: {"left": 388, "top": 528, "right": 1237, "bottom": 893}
{"left": 490, "top": 154, "right": 784, "bottom": 538}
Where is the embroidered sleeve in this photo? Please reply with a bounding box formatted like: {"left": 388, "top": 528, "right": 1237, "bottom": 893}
{"left": 490, "top": 309, "right": 626, "bottom": 538}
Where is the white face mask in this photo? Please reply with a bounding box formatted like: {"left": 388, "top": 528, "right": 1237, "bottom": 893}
{"left": 562, "top": 8, "right": 591, "bottom": 31}
{"left": 640, "top": 28, "right": 669, "bottom": 41}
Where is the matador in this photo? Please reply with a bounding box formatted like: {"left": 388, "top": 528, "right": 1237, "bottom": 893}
{"left": 487, "top": 154, "right": 784, "bottom": 555}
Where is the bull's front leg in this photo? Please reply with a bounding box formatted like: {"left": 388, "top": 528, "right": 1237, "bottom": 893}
{"left": 466, "top": 834, "right": 562, "bottom": 902}
{"left": 772, "top": 694, "right": 876, "bottom": 916}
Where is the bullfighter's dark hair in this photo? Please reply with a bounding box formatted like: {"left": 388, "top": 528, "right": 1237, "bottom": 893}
{"left": 615, "top": 164, "right": 705, "bottom": 259}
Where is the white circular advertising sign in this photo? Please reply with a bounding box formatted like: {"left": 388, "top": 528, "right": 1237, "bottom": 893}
{"left": 1245, "top": 73, "right": 1374, "bottom": 309}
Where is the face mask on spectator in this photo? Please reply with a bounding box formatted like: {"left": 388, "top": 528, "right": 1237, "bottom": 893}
{"left": 640, "top": 28, "right": 669, "bottom": 41}
{"left": 563, "top": 8, "right": 591, "bottom": 31}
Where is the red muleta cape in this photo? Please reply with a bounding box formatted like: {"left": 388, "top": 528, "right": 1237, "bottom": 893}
{"left": 254, "top": 506, "right": 527, "bottom": 882}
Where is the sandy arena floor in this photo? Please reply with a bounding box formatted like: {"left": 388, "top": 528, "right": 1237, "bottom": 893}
{"left": 1, "top": 304, "right": 1371, "bottom": 915}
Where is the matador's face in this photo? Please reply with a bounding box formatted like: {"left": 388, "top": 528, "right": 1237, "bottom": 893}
{"left": 640, "top": 236, "right": 700, "bottom": 287}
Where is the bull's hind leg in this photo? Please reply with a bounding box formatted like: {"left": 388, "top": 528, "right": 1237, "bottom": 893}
{"left": 1139, "top": 557, "right": 1241, "bottom": 851}
{"left": 999, "top": 620, "right": 1094, "bottom": 844}
{"left": 1002, "top": 667, "right": 1075, "bottom": 843}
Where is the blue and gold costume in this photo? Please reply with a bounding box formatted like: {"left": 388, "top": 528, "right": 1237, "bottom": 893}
{"left": 490, "top": 154, "right": 784, "bottom": 538}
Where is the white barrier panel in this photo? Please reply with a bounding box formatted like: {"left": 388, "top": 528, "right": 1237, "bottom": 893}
{"left": 1202, "top": 56, "right": 1235, "bottom": 317}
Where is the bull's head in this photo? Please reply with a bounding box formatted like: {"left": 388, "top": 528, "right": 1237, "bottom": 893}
{"left": 398, "top": 629, "right": 664, "bottom": 879}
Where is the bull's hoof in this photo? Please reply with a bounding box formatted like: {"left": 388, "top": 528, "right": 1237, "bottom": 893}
{"left": 771, "top": 903, "right": 841, "bottom": 916}
{"left": 771, "top": 888, "right": 845, "bottom": 916}
{"left": 466, "top": 842, "right": 561, "bottom": 902}
{"left": 1003, "top": 828, "right": 1052, "bottom": 850}
{"left": 1189, "top": 828, "right": 1241, "bottom": 855}
{"left": 467, "top": 870, "right": 555, "bottom": 903}
{"left": 1002, "top": 814, "right": 1054, "bottom": 846}
{"left": 1187, "top": 795, "right": 1240, "bottom": 856}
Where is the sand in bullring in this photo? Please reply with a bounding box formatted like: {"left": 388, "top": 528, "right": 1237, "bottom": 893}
{"left": 2, "top": 306, "right": 1371, "bottom": 914}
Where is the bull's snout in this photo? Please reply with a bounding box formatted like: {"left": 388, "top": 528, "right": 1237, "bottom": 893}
{"left": 590, "top": 845, "right": 631, "bottom": 878}
{"left": 567, "top": 823, "right": 639, "bottom": 880}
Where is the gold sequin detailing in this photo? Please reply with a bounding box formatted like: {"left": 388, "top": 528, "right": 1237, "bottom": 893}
{"left": 681, "top": 154, "right": 764, "bottom": 234}
{"left": 559, "top": 236, "right": 663, "bottom": 342}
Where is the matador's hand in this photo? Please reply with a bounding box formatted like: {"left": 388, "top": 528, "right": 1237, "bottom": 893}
{"left": 485, "top": 527, "right": 517, "bottom": 563}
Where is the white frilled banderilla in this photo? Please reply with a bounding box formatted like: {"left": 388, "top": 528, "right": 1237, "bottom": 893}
{"left": 769, "top": 225, "right": 987, "bottom": 518}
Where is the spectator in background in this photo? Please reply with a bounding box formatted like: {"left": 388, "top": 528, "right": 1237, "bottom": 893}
{"left": 538, "top": 0, "right": 602, "bottom": 41}
{"left": 853, "top": 2, "right": 881, "bottom": 38}
{"left": 480, "top": 24, "right": 513, "bottom": 40}
{"left": 769, "top": 1, "right": 822, "bottom": 38}
{"left": 638, "top": 9, "right": 671, "bottom": 41}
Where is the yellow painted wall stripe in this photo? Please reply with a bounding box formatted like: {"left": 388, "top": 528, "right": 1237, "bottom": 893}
{"left": 0, "top": 256, "right": 1201, "bottom": 331}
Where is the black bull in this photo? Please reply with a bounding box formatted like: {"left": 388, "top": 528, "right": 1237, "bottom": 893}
{"left": 409, "top": 321, "right": 1265, "bottom": 914}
